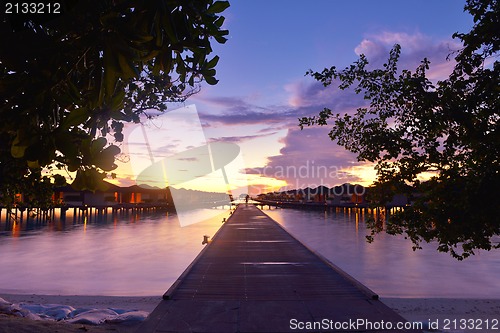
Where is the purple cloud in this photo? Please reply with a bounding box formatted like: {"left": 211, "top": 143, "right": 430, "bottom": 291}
{"left": 194, "top": 94, "right": 300, "bottom": 127}
{"left": 287, "top": 32, "right": 461, "bottom": 117}
{"left": 193, "top": 32, "right": 461, "bottom": 191}
{"left": 199, "top": 110, "right": 298, "bottom": 126}
{"left": 246, "top": 126, "right": 369, "bottom": 189}
{"left": 250, "top": 32, "right": 461, "bottom": 190}
{"left": 353, "top": 31, "right": 460, "bottom": 79}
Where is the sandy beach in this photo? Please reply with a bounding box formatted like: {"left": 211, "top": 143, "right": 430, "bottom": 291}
{"left": 1, "top": 294, "right": 499, "bottom": 333}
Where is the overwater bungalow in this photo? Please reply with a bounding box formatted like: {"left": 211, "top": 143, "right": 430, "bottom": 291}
{"left": 53, "top": 182, "right": 173, "bottom": 207}
{"left": 327, "top": 184, "right": 366, "bottom": 205}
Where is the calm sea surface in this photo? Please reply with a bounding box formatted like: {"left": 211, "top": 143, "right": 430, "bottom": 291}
{"left": 0, "top": 206, "right": 498, "bottom": 298}
{"left": 265, "top": 208, "right": 500, "bottom": 298}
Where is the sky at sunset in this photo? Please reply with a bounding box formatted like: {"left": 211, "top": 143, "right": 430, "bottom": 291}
{"left": 112, "top": 0, "right": 474, "bottom": 195}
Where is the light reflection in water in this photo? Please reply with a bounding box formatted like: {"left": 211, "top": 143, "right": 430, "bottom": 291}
{"left": 264, "top": 207, "right": 500, "bottom": 298}
{"left": 0, "top": 208, "right": 228, "bottom": 296}
{"left": 12, "top": 221, "right": 21, "bottom": 238}
{"left": 1, "top": 206, "right": 498, "bottom": 298}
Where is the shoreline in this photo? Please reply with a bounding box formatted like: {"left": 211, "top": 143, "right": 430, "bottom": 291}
{"left": 383, "top": 298, "right": 500, "bottom": 324}
{"left": 0, "top": 293, "right": 161, "bottom": 333}
{"left": 0, "top": 293, "right": 161, "bottom": 313}
{"left": 1, "top": 294, "right": 499, "bottom": 333}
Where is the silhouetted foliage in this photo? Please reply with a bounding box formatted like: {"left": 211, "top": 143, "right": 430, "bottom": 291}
{"left": 300, "top": 0, "right": 499, "bottom": 259}
{"left": 0, "top": 0, "right": 229, "bottom": 208}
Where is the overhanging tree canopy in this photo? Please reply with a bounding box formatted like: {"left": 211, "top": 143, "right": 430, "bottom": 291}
{"left": 300, "top": 0, "right": 499, "bottom": 259}
{"left": 0, "top": 0, "right": 229, "bottom": 208}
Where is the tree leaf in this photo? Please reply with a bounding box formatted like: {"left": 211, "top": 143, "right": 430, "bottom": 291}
{"left": 90, "top": 137, "right": 107, "bottom": 156}
{"left": 53, "top": 174, "right": 67, "bottom": 187}
{"left": 61, "top": 108, "right": 89, "bottom": 128}
{"left": 204, "top": 75, "right": 218, "bottom": 85}
{"left": 95, "top": 144, "right": 121, "bottom": 171}
{"left": 71, "top": 169, "right": 87, "bottom": 190}
{"left": 207, "top": 1, "right": 230, "bottom": 14}
{"left": 214, "top": 34, "right": 228, "bottom": 44}
{"left": 27, "top": 160, "right": 40, "bottom": 168}
{"left": 206, "top": 55, "right": 219, "bottom": 68}
{"left": 117, "top": 53, "right": 140, "bottom": 79}
{"left": 11, "top": 133, "right": 27, "bottom": 158}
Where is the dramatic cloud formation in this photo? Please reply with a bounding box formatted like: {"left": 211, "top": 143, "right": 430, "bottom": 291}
{"left": 247, "top": 126, "right": 371, "bottom": 191}
{"left": 115, "top": 31, "right": 463, "bottom": 194}
{"left": 200, "top": 109, "right": 297, "bottom": 126}
{"left": 245, "top": 31, "right": 462, "bottom": 191}
{"left": 195, "top": 95, "right": 296, "bottom": 126}
{"left": 354, "top": 31, "right": 461, "bottom": 80}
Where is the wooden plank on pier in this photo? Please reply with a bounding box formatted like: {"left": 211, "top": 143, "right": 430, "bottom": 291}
{"left": 137, "top": 205, "right": 419, "bottom": 332}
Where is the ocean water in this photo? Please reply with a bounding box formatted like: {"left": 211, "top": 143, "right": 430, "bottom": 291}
{"left": 265, "top": 207, "right": 500, "bottom": 298}
{"left": 0, "top": 206, "right": 498, "bottom": 298}
{"left": 0, "top": 208, "right": 227, "bottom": 296}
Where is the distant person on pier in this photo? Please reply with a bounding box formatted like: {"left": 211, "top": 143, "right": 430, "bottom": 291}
{"left": 245, "top": 195, "right": 249, "bottom": 204}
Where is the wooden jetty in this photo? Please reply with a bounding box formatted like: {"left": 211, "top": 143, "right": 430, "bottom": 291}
{"left": 137, "top": 205, "right": 419, "bottom": 332}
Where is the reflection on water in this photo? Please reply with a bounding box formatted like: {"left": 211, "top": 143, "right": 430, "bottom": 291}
{"left": 1, "top": 206, "right": 499, "bottom": 298}
{"left": 264, "top": 207, "right": 500, "bottom": 298}
{"left": 0, "top": 208, "right": 228, "bottom": 296}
